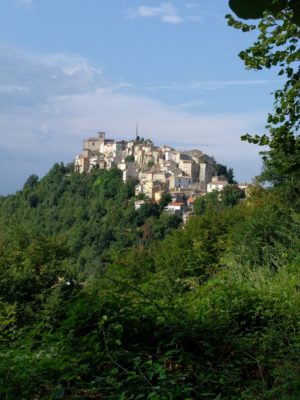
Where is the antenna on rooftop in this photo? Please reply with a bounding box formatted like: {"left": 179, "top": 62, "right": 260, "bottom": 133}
{"left": 136, "top": 122, "right": 139, "bottom": 140}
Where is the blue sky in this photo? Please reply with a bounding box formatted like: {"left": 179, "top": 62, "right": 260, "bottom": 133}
{"left": 0, "top": 0, "right": 280, "bottom": 194}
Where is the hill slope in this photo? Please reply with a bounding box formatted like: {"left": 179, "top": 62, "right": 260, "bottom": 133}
{"left": 1, "top": 165, "right": 300, "bottom": 399}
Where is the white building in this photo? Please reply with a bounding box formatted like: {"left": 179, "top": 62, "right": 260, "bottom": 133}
{"left": 165, "top": 201, "right": 186, "bottom": 216}
{"left": 207, "top": 176, "right": 229, "bottom": 192}
{"left": 135, "top": 200, "right": 145, "bottom": 210}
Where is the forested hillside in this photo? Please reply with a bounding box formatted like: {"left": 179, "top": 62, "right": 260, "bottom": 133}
{"left": 0, "top": 164, "right": 181, "bottom": 275}
{"left": 1, "top": 161, "right": 300, "bottom": 399}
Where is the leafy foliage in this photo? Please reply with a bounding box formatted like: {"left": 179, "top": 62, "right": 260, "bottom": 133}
{"left": 227, "top": 6, "right": 300, "bottom": 186}
{"left": 229, "top": 0, "right": 300, "bottom": 25}
{"left": 215, "top": 163, "right": 237, "bottom": 184}
{"left": 0, "top": 165, "right": 176, "bottom": 274}
{"left": 125, "top": 155, "right": 135, "bottom": 162}
{"left": 194, "top": 185, "right": 244, "bottom": 215}
{"left": 1, "top": 164, "right": 300, "bottom": 398}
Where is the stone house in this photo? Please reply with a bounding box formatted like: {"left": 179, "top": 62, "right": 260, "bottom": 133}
{"left": 165, "top": 201, "right": 186, "bottom": 216}
{"left": 169, "top": 175, "right": 193, "bottom": 190}
{"left": 207, "top": 176, "right": 229, "bottom": 192}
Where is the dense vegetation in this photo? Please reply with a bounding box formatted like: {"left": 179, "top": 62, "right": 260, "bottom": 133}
{"left": 1, "top": 162, "right": 300, "bottom": 399}
{"left": 1, "top": 2, "right": 300, "bottom": 398}
{"left": 0, "top": 164, "right": 181, "bottom": 275}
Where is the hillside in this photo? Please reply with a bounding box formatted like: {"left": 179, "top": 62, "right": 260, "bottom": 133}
{"left": 1, "top": 164, "right": 300, "bottom": 399}
{"left": 0, "top": 163, "right": 181, "bottom": 273}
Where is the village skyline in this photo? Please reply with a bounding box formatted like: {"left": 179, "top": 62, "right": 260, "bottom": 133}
{"left": 0, "top": 1, "right": 280, "bottom": 194}
{"left": 75, "top": 129, "right": 246, "bottom": 197}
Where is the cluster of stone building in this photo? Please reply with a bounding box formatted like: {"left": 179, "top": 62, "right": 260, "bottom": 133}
{"left": 74, "top": 131, "right": 230, "bottom": 202}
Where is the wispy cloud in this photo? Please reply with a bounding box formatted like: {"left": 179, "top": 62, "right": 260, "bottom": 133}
{"left": 136, "top": 79, "right": 273, "bottom": 92}
{"left": 185, "top": 3, "right": 201, "bottom": 10}
{"left": 171, "top": 100, "right": 204, "bottom": 110}
{"left": 16, "top": 0, "right": 33, "bottom": 9}
{"left": 128, "top": 2, "right": 202, "bottom": 24}
{"left": 188, "top": 80, "right": 273, "bottom": 90}
{"left": 0, "top": 44, "right": 106, "bottom": 109}
{"left": 0, "top": 44, "right": 264, "bottom": 194}
{"left": 0, "top": 85, "right": 30, "bottom": 93}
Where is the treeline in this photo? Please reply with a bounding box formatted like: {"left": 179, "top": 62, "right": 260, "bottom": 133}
{"left": 0, "top": 163, "right": 181, "bottom": 275}
{"left": 1, "top": 163, "right": 300, "bottom": 399}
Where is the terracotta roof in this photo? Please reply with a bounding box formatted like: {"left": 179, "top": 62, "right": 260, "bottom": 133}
{"left": 169, "top": 201, "right": 184, "bottom": 207}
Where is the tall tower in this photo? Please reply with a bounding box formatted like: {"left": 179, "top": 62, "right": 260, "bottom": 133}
{"left": 135, "top": 122, "right": 139, "bottom": 140}
{"left": 98, "top": 131, "right": 105, "bottom": 144}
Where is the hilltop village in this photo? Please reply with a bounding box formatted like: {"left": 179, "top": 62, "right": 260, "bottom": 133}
{"left": 75, "top": 131, "right": 245, "bottom": 217}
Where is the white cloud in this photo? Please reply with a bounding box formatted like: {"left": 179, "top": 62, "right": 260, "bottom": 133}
{"left": 0, "top": 44, "right": 104, "bottom": 109}
{"left": 185, "top": 3, "right": 200, "bottom": 10}
{"left": 161, "top": 14, "right": 183, "bottom": 24}
{"left": 16, "top": 0, "right": 33, "bottom": 9}
{"left": 128, "top": 2, "right": 200, "bottom": 24}
{"left": 0, "top": 44, "right": 264, "bottom": 194}
{"left": 137, "top": 6, "right": 162, "bottom": 17}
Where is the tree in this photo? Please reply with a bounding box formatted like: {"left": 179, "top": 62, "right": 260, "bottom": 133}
{"left": 229, "top": 0, "right": 300, "bottom": 25}
{"left": 194, "top": 191, "right": 220, "bottom": 215}
{"left": 28, "top": 193, "right": 39, "bottom": 208}
{"left": 125, "top": 155, "right": 135, "bottom": 162}
{"left": 0, "top": 229, "right": 70, "bottom": 325}
{"left": 136, "top": 202, "right": 160, "bottom": 223}
{"left": 146, "top": 160, "right": 155, "bottom": 169}
{"left": 215, "top": 163, "right": 227, "bottom": 177}
{"left": 159, "top": 192, "right": 172, "bottom": 210}
{"left": 220, "top": 185, "right": 244, "bottom": 207}
{"left": 227, "top": 3, "right": 300, "bottom": 187}
{"left": 193, "top": 196, "right": 206, "bottom": 215}
{"left": 93, "top": 168, "right": 123, "bottom": 200}
{"left": 215, "top": 163, "right": 237, "bottom": 183}
{"left": 23, "top": 174, "right": 39, "bottom": 190}
{"left": 194, "top": 186, "right": 244, "bottom": 215}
